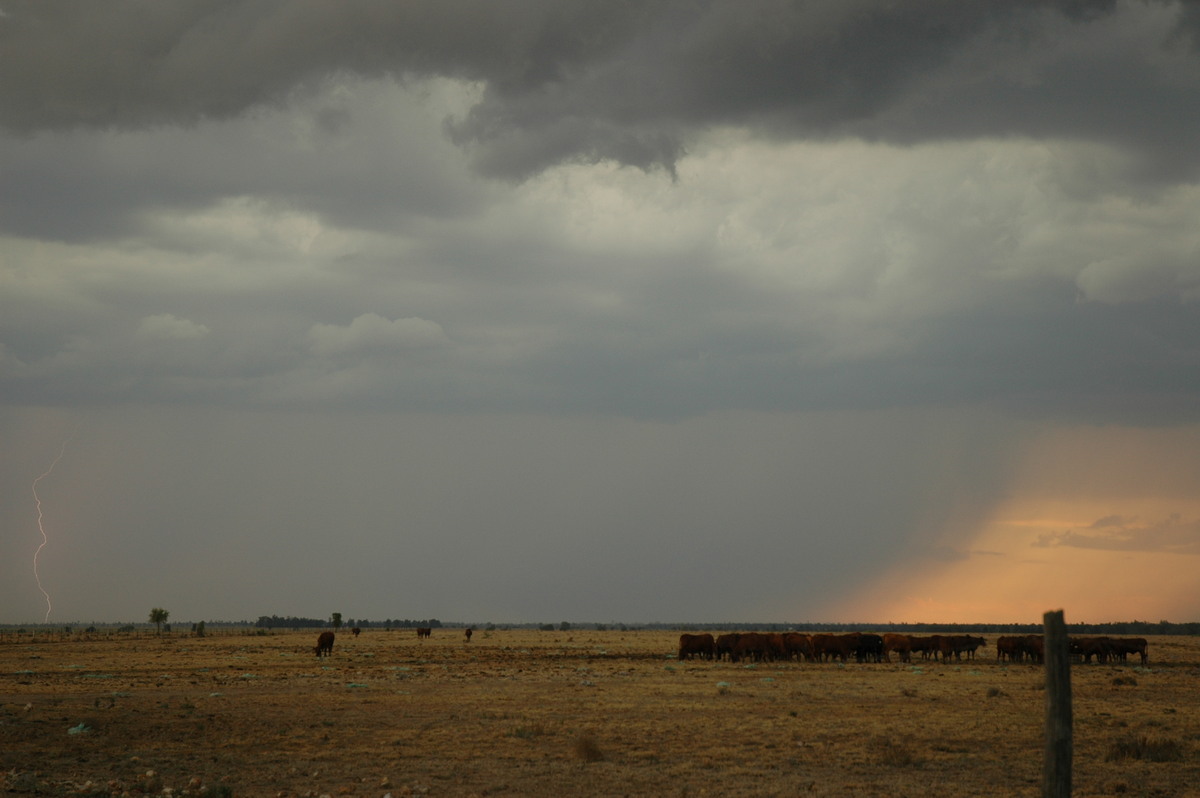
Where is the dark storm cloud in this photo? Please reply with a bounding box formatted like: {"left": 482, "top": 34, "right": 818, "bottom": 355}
{"left": 3, "top": 1, "right": 1194, "bottom": 180}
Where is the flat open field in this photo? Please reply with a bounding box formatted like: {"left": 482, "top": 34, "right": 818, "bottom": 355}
{"left": 2, "top": 629, "right": 1198, "bottom": 797}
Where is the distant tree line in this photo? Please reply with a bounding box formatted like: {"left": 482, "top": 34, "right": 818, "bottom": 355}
{"left": 254, "top": 615, "right": 444, "bottom": 630}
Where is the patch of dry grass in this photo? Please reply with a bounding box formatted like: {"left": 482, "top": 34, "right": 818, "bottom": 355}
{"left": 1104, "top": 735, "right": 1185, "bottom": 762}
{"left": 2, "top": 630, "right": 1198, "bottom": 796}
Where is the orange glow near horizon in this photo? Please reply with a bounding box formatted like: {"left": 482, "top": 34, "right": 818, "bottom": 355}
{"left": 826, "top": 423, "right": 1200, "bottom": 625}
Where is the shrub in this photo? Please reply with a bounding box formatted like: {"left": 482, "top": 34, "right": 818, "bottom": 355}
{"left": 573, "top": 733, "right": 604, "bottom": 762}
{"left": 872, "top": 737, "right": 923, "bottom": 768}
{"left": 1104, "top": 736, "right": 1184, "bottom": 762}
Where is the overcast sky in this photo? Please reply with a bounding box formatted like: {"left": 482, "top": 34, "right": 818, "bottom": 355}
{"left": 4, "top": 1, "right": 1200, "bottom": 626}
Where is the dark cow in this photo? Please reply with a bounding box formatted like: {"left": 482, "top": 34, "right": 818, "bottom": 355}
{"left": 942, "top": 635, "right": 986, "bottom": 661}
{"left": 783, "top": 632, "right": 814, "bottom": 662}
{"left": 1110, "top": 637, "right": 1148, "bottom": 665}
{"left": 996, "top": 636, "right": 1022, "bottom": 663}
{"left": 810, "top": 633, "right": 858, "bottom": 662}
{"left": 1070, "top": 636, "right": 1115, "bottom": 664}
{"left": 908, "top": 635, "right": 941, "bottom": 661}
{"left": 464, "top": 628, "right": 473, "bottom": 643}
{"left": 714, "top": 633, "right": 741, "bottom": 662}
{"left": 416, "top": 627, "right": 432, "bottom": 639}
{"left": 854, "top": 633, "right": 885, "bottom": 663}
{"left": 314, "top": 631, "right": 335, "bottom": 657}
{"left": 678, "top": 633, "right": 716, "bottom": 661}
{"left": 1017, "top": 633, "right": 1046, "bottom": 662}
{"left": 351, "top": 627, "right": 361, "bottom": 638}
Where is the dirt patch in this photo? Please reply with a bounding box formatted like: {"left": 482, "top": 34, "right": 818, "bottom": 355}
{"left": 2, "top": 630, "right": 1197, "bottom": 796}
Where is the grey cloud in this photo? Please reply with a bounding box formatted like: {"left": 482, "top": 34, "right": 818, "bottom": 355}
{"left": 4, "top": 1, "right": 1195, "bottom": 181}
{"left": 138, "top": 313, "right": 210, "bottom": 341}
{"left": 309, "top": 314, "right": 448, "bottom": 356}
{"left": 1034, "top": 514, "right": 1200, "bottom": 554}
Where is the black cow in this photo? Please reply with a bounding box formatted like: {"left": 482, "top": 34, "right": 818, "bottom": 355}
{"left": 314, "top": 631, "right": 335, "bottom": 657}
{"left": 678, "top": 633, "right": 716, "bottom": 661}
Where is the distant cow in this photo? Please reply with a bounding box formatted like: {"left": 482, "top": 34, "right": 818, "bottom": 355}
{"left": 351, "top": 627, "right": 361, "bottom": 638}
{"left": 464, "top": 628, "right": 473, "bottom": 643}
{"left": 998, "top": 634, "right": 1043, "bottom": 664}
{"left": 942, "top": 635, "right": 986, "bottom": 661}
{"left": 416, "top": 627, "right": 432, "bottom": 639}
{"left": 314, "top": 631, "right": 335, "bottom": 657}
{"left": 678, "top": 633, "right": 716, "bottom": 661}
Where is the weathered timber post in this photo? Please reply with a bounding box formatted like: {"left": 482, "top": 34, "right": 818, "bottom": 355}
{"left": 1043, "top": 609, "right": 1072, "bottom": 798}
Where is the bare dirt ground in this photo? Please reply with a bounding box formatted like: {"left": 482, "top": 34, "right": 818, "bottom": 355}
{"left": 2, "top": 629, "right": 1198, "bottom": 797}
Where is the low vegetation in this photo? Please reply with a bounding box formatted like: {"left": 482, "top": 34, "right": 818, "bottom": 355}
{"left": 1, "top": 629, "right": 1197, "bottom": 796}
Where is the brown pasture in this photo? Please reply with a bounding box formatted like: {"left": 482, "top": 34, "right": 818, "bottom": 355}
{"left": 2, "top": 630, "right": 1199, "bottom": 796}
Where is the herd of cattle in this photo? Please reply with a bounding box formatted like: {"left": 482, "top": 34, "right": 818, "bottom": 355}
{"left": 313, "top": 626, "right": 474, "bottom": 656}
{"left": 677, "top": 631, "right": 1149, "bottom": 665}
{"left": 309, "top": 628, "right": 1148, "bottom": 665}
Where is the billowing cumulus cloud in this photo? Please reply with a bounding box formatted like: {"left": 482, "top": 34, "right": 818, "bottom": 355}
{"left": 3, "top": 2, "right": 1200, "bottom": 624}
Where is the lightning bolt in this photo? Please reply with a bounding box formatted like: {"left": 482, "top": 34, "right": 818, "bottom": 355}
{"left": 32, "top": 425, "right": 79, "bottom": 623}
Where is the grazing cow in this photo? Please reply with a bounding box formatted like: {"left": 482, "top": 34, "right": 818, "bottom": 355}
{"left": 996, "top": 636, "right": 1022, "bottom": 663}
{"left": 810, "top": 633, "right": 858, "bottom": 662}
{"left": 314, "top": 631, "right": 335, "bottom": 657}
{"left": 1110, "top": 637, "right": 1148, "bottom": 665}
{"left": 714, "top": 633, "right": 741, "bottom": 662}
{"left": 908, "top": 635, "right": 940, "bottom": 661}
{"left": 732, "top": 632, "right": 770, "bottom": 663}
{"left": 783, "top": 632, "right": 814, "bottom": 662}
{"left": 765, "top": 633, "right": 789, "bottom": 662}
{"left": 854, "top": 633, "right": 885, "bottom": 663}
{"left": 1013, "top": 634, "right": 1044, "bottom": 664}
{"left": 942, "top": 635, "right": 986, "bottom": 661}
{"left": 678, "top": 633, "right": 716, "bottom": 661}
{"left": 1070, "top": 636, "right": 1115, "bottom": 664}
{"left": 464, "top": 628, "right": 473, "bottom": 643}
{"left": 882, "top": 633, "right": 913, "bottom": 663}
{"left": 416, "top": 627, "right": 432, "bottom": 639}
{"left": 351, "top": 627, "right": 361, "bottom": 638}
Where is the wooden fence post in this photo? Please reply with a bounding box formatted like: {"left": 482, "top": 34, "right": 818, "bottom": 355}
{"left": 1043, "top": 609, "right": 1072, "bottom": 798}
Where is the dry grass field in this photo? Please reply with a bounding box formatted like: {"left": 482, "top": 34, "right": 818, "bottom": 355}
{"left": 2, "top": 628, "right": 1198, "bottom": 797}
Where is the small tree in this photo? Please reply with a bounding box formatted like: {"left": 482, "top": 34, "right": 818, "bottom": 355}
{"left": 149, "top": 607, "right": 169, "bottom": 636}
{"left": 331, "top": 612, "right": 343, "bottom": 630}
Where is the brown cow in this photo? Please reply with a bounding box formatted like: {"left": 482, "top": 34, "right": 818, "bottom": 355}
{"left": 882, "top": 633, "right": 913, "bottom": 663}
{"left": 783, "top": 632, "right": 814, "bottom": 662}
{"left": 351, "top": 627, "right": 361, "bottom": 638}
{"left": 996, "top": 636, "right": 1022, "bottom": 663}
{"left": 714, "top": 633, "right": 741, "bottom": 661}
{"left": 732, "top": 632, "right": 769, "bottom": 663}
{"left": 811, "top": 633, "right": 858, "bottom": 662}
{"left": 416, "top": 627, "right": 432, "bottom": 639}
{"left": 678, "top": 633, "right": 716, "bottom": 661}
{"left": 314, "top": 631, "right": 335, "bottom": 657}
{"left": 464, "top": 628, "right": 473, "bottom": 643}
{"left": 1110, "top": 637, "right": 1148, "bottom": 665}
{"left": 908, "top": 635, "right": 941, "bottom": 661}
